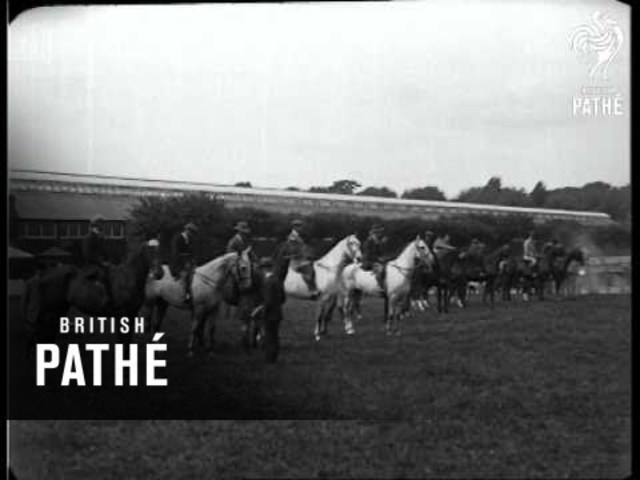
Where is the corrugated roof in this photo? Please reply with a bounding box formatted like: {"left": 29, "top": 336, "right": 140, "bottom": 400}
{"left": 38, "top": 246, "right": 73, "bottom": 257}
{"left": 14, "top": 192, "right": 134, "bottom": 220}
{"left": 8, "top": 246, "right": 34, "bottom": 259}
{"left": 9, "top": 169, "right": 612, "bottom": 220}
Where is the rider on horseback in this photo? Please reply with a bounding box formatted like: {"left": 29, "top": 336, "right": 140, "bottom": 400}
{"left": 433, "top": 233, "right": 457, "bottom": 258}
{"left": 523, "top": 231, "right": 538, "bottom": 270}
{"left": 550, "top": 238, "right": 566, "bottom": 259}
{"left": 226, "top": 220, "right": 258, "bottom": 294}
{"left": 170, "top": 222, "right": 198, "bottom": 304}
{"left": 82, "top": 214, "right": 113, "bottom": 305}
{"left": 226, "top": 221, "right": 252, "bottom": 254}
{"left": 284, "top": 219, "right": 319, "bottom": 298}
{"left": 362, "top": 224, "right": 388, "bottom": 290}
{"left": 497, "top": 244, "right": 512, "bottom": 273}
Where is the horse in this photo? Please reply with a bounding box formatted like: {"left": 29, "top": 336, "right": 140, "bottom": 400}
{"left": 142, "top": 247, "right": 255, "bottom": 356}
{"left": 454, "top": 246, "right": 517, "bottom": 309}
{"left": 430, "top": 248, "right": 469, "bottom": 313}
{"left": 546, "top": 248, "right": 586, "bottom": 297}
{"left": 273, "top": 234, "right": 362, "bottom": 341}
{"left": 340, "top": 236, "right": 434, "bottom": 336}
{"left": 517, "top": 255, "right": 552, "bottom": 301}
{"left": 21, "top": 245, "right": 158, "bottom": 357}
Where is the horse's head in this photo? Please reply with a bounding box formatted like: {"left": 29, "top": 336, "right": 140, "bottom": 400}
{"left": 142, "top": 244, "right": 165, "bottom": 280}
{"left": 233, "top": 247, "right": 254, "bottom": 291}
{"left": 343, "top": 234, "right": 362, "bottom": 264}
{"left": 412, "top": 236, "right": 434, "bottom": 267}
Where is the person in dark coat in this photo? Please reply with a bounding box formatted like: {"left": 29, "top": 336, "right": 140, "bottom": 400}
{"left": 362, "top": 224, "right": 388, "bottom": 289}
{"left": 82, "top": 214, "right": 113, "bottom": 301}
{"left": 170, "top": 222, "right": 198, "bottom": 303}
{"left": 257, "top": 257, "right": 286, "bottom": 363}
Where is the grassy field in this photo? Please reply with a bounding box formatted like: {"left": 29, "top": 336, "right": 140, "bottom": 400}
{"left": 9, "top": 294, "right": 631, "bottom": 478}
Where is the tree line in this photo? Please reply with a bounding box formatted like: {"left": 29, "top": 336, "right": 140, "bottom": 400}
{"left": 128, "top": 193, "right": 631, "bottom": 263}
{"left": 236, "top": 177, "right": 631, "bottom": 222}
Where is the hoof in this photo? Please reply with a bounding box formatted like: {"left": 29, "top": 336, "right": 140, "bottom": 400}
{"left": 314, "top": 334, "right": 321, "bottom": 342}
{"left": 186, "top": 351, "right": 194, "bottom": 358}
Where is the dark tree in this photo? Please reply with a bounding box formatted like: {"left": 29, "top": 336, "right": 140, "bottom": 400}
{"left": 235, "top": 181, "right": 252, "bottom": 188}
{"left": 358, "top": 186, "right": 398, "bottom": 198}
{"left": 530, "top": 181, "right": 548, "bottom": 207}
{"left": 401, "top": 186, "right": 446, "bottom": 201}
{"left": 310, "top": 179, "right": 361, "bottom": 195}
{"left": 128, "top": 193, "right": 228, "bottom": 261}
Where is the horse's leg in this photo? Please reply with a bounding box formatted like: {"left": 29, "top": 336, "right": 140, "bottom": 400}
{"left": 383, "top": 294, "right": 390, "bottom": 327}
{"left": 150, "top": 298, "right": 169, "bottom": 334}
{"left": 341, "top": 292, "right": 355, "bottom": 336}
{"left": 206, "top": 303, "right": 220, "bottom": 354}
{"left": 314, "top": 294, "right": 330, "bottom": 341}
{"left": 324, "top": 294, "right": 337, "bottom": 335}
{"left": 187, "top": 305, "right": 205, "bottom": 357}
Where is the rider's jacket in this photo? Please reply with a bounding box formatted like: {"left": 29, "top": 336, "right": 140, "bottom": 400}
{"left": 170, "top": 231, "right": 194, "bottom": 275}
{"left": 82, "top": 228, "right": 109, "bottom": 267}
{"left": 226, "top": 233, "right": 250, "bottom": 254}
{"left": 523, "top": 238, "right": 537, "bottom": 259}
{"left": 433, "top": 237, "right": 456, "bottom": 257}
{"left": 284, "top": 229, "right": 307, "bottom": 259}
{"left": 362, "top": 234, "right": 385, "bottom": 270}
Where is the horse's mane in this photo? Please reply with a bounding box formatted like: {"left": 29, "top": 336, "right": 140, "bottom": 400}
{"left": 196, "top": 251, "right": 237, "bottom": 272}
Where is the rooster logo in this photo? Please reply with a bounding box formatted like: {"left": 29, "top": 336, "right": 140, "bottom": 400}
{"left": 569, "top": 12, "right": 623, "bottom": 82}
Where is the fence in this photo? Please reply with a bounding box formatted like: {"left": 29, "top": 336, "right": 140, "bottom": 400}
{"left": 575, "top": 256, "right": 631, "bottom": 295}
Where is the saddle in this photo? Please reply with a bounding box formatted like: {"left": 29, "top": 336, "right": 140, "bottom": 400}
{"left": 223, "top": 275, "right": 240, "bottom": 306}
{"left": 370, "top": 262, "right": 387, "bottom": 292}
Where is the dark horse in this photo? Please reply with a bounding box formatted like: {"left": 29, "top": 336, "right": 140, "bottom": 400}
{"left": 519, "top": 248, "right": 586, "bottom": 300}
{"left": 517, "top": 255, "right": 552, "bottom": 301}
{"left": 549, "top": 248, "right": 586, "bottom": 296}
{"left": 431, "top": 249, "right": 468, "bottom": 313}
{"left": 21, "top": 245, "right": 158, "bottom": 357}
{"left": 454, "top": 246, "right": 519, "bottom": 309}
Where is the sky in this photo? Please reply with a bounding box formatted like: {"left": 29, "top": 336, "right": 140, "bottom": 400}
{"left": 8, "top": 0, "right": 630, "bottom": 199}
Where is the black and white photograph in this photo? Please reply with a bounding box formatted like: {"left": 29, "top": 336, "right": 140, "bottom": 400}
{"left": 7, "top": 0, "right": 631, "bottom": 477}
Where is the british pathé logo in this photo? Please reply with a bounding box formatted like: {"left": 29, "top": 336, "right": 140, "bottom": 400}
{"left": 568, "top": 12, "right": 624, "bottom": 117}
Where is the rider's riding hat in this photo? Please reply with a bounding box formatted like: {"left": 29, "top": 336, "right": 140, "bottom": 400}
{"left": 234, "top": 221, "right": 251, "bottom": 234}
{"left": 185, "top": 222, "right": 198, "bottom": 233}
{"left": 291, "top": 219, "right": 304, "bottom": 229}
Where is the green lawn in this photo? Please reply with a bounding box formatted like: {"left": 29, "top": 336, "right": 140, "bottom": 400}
{"left": 9, "top": 295, "right": 631, "bottom": 478}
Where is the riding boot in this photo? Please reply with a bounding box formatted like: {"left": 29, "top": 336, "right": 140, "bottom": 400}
{"left": 375, "top": 268, "right": 386, "bottom": 295}
{"left": 184, "top": 271, "right": 193, "bottom": 304}
{"left": 305, "top": 277, "right": 320, "bottom": 299}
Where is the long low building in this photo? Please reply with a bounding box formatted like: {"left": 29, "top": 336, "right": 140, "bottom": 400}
{"left": 7, "top": 168, "right": 615, "bottom": 264}
{"left": 10, "top": 168, "right": 612, "bottom": 226}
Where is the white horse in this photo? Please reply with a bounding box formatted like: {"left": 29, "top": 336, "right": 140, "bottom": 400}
{"left": 340, "top": 236, "right": 435, "bottom": 336}
{"left": 276, "top": 234, "right": 362, "bottom": 341}
{"left": 142, "top": 247, "right": 254, "bottom": 356}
